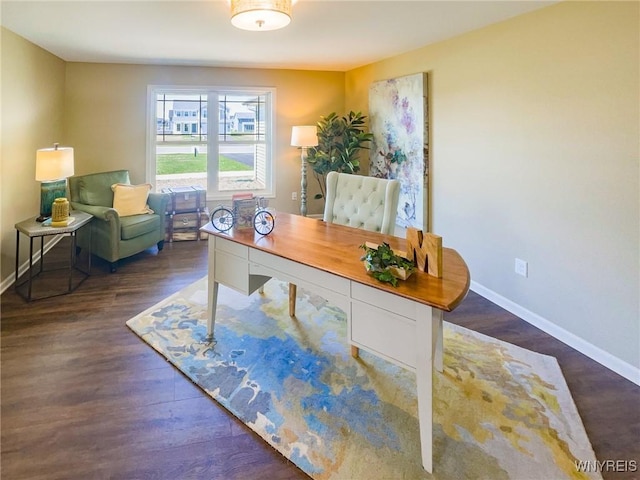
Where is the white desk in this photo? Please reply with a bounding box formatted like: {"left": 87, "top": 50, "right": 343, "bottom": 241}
{"left": 201, "top": 213, "right": 470, "bottom": 473}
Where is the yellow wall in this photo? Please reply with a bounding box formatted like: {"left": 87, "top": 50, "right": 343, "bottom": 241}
{"left": 346, "top": 1, "right": 640, "bottom": 373}
{"left": 1, "top": 27, "right": 66, "bottom": 282}
{"left": 64, "top": 63, "right": 344, "bottom": 212}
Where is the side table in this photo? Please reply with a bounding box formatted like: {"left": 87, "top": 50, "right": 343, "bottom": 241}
{"left": 14, "top": 211, "right": 93, "bottom": 301}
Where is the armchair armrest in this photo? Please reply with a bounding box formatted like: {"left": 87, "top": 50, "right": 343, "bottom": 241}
{"left": 147, "top": 192, "right": 169, "bottom": 215}
{"left": 70, "top": 202, "right": 122, "bottom": 262}
{"left": 71, "top": 202, "right": 120, "bottom": 223}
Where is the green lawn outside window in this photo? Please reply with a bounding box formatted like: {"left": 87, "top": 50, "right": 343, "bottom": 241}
{"left": 156, "top": 153, "right": 252, "bottom": 175}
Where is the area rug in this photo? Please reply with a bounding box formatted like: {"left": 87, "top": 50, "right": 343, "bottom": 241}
{"left": 126, "top": 278, "right": 601, "bottom": 480}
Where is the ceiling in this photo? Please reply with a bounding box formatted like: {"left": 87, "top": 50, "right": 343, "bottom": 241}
{"left": 1, "top": 0, "right": 556, "bottom": 72}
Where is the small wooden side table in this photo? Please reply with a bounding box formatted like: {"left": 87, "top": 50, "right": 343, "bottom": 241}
{"left": 14, "top": 211, "right": 93, "bottom": 301}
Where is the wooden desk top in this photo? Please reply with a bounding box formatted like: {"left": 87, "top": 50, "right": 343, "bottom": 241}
{"left": 201, "top": 212, "right": 470, "bottom": 312}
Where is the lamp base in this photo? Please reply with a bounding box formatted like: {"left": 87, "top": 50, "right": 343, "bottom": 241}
{"left": 39, "top": 179, "right": 67, "bottom": 221}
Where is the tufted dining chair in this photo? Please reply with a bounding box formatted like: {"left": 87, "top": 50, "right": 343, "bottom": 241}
{"left": 322, "top": 171, "right": 400, "bottom": 234}
{"left": 289, "top": 171, "right": 401, "bottom": 345}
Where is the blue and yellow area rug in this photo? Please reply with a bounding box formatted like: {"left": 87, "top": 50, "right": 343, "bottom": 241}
{"left": 126, "top": 278, "right": 601, "bottom": 480}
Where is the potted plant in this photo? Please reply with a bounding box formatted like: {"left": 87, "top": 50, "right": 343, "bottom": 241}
{"left": 306, "top": 111, "right": 374, "bottom": 200}
{"left": 360, "top": 242, "right": 416, "bottom": 287}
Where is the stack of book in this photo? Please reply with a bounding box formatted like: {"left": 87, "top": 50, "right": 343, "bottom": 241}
{"left": 232, "top": 193, "right": 256, "bottom": 229}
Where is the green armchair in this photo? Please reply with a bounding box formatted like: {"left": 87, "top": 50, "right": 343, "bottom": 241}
{"left": 69, "top": 170, "right": 169, "bottom": 272}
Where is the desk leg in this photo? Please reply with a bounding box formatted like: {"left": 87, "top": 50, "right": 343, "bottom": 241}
{"left": 206, "top": 280, "right": 219, "bottom": 343}
{"left": 433, "top": 309, "right": 444, "bottom": 373}
{"left": 416, "top": 304, "right": 434, "bottom": 474}
{"left": 206, "top": 238, "right": 218, "bottom": 343}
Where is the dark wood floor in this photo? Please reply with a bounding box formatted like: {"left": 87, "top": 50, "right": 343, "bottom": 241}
{"left": 2, "top": 238, "right": 638, "bottom": 480}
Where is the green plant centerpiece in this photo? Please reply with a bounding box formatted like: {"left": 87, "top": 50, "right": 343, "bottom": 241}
{"left": 307, "top": 111, "right": 374, "bottom": 200}
{"left": 360, "top": 242, "right": 416, "bottom": 287}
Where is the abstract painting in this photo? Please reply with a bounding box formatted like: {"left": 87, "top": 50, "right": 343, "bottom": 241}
{"left": 369, "top": 73, "right": 428, "bottom": 230}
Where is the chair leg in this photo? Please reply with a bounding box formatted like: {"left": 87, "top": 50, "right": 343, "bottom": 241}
{"left": 288, "top": 283, "right": 297, "bottom": 317}
{"left": 351, "top": 345, "right": 360, "bottom": 358}
{"left": 110, "top": 262, "right": 117, "bottom": 273}
{"left": 157, "top": 240, "right": 165, "bottom": 251}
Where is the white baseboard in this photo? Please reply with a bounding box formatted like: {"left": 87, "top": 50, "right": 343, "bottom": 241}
{"left": 470, "top": 280, "right": 640, "bottom": 386}
{"left": 0, "top": 236, "right": 64, "bottom": 295}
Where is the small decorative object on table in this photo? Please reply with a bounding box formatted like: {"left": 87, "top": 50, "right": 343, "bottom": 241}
{"left": 210, "top": 195, "right": 275, "bottom": 236}
{"left": 406, "top": 227, "right": 443, "bottom": 278}
{"left": 232, "top": 193, "right": 257, "bottom": 229}
{"left": 50, "top": 197, "right": 72, "bottom": 227}
{"left": 360, "top": 242, "right": 416, "bottom": 287}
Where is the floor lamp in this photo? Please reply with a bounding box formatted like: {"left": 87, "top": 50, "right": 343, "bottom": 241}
{"left": 290, "top": 126, "right": 318, "bottom": 216}
{"left": 35, "top": 143, "right": 74, "bottom": 222}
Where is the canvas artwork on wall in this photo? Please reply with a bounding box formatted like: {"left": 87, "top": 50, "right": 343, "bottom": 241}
{"left": 369, "top": 72, "right": 429, "bottom": 230}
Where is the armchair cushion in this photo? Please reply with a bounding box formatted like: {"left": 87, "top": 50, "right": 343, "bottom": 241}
{"left": 111, "top": 183, "right": 154, "bottom": 216}
{"left": 120, "top": 214, "right": 161, "bottom": 240}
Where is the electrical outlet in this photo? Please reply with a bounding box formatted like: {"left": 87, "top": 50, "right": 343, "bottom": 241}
{"left": 291, "top": 191, "right": 297, "bottom": 201}
{"left": 515, "top": 258, "right": 528, "bottom": 277}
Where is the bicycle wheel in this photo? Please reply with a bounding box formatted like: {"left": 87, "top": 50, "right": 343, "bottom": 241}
{"left": 253, "top": 210, "right": 275, "bottom": 235}
{"left": 211, "top": 206, "right": 234, "bottom": 232}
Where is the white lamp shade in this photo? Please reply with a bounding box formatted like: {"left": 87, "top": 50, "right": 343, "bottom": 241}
{"left": 291, "top": 125, "right": 318, "bottom": 147}
{"left": 231, "top": 0, "right": 291, "bottom": 31}
{"left": 35, "top": 145, "right": 74, "bottom": 181}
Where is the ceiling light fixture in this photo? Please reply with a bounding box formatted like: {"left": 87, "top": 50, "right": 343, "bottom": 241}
{"left": 230, "top": 0, "right": 292, "bottom": 31}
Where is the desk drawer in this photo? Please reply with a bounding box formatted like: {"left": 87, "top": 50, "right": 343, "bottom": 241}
{"left": 250, "top": 249, "right": 349, "bottom": 294}
{"left": 214, "top": 250, "right": 249, "bottom": 293}
{"left": 351, "top": 300, "right": 416, "bottom": 370}
{"left": 216, "top": 237, "right": 248, "bottom": 259}
{"left": 352, "top": 282, "right": 417, "bottom": 319}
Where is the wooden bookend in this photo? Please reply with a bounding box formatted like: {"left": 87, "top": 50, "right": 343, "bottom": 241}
{"left": 406, "top": 228, "right": 427, "bottom": 272}
{"left": 406, "top": 228, "right": 443, "bottom": 278}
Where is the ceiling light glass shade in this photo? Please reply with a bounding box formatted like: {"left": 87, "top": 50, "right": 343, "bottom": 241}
{"left": 231, "top": 0, "right": 292, "bottom": 31}
{"left": 291, "top": 125, "right": 318, "bottom": 147}
{"left": 35, "top": 144, "right": 74, "bottom": 181}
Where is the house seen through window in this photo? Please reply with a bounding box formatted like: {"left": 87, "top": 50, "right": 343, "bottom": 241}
{"left": 149, "top": 87, "right": 274, "bottom": 199}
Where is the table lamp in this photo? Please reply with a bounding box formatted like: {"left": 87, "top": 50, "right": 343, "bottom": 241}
{"left": 35, "top": 143, "right": 74, "bottom": 222}
{"left": 290, "top": 126, "right": 318, "bottom": 216}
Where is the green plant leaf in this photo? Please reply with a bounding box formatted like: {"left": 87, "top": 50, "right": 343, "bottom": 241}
{"left": 307, "top": 111, "right": 373, "bottom": 194}
{"left": 360, "top": 243, "right": 416, "bottom": 287}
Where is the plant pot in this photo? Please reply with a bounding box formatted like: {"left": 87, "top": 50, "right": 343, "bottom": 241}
{"left": 363, "top": 260, "right": 414, "bottom": 282}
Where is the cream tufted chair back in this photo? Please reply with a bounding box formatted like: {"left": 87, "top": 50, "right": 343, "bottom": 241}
{"left": 323, "top": 171, "right": 400, "bottom": 235}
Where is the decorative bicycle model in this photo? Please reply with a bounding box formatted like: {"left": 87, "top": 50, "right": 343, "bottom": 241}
{"left": 210, "top": 196, "right": 275, "bottom": 235}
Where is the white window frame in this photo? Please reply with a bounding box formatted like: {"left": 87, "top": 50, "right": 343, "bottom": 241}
{"left": 146, "top": 85, "right": 276, "bottom": 201}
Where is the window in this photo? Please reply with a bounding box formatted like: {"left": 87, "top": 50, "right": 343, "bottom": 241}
{"left": 148, "top": 86, "right": 275, "bottom": 199}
